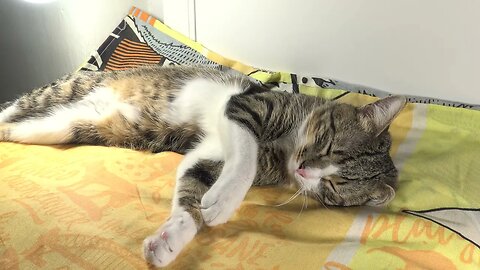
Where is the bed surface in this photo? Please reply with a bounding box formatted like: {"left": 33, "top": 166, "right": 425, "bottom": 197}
{"left": 1, "top": 7, "right": 479, "bottom": 269}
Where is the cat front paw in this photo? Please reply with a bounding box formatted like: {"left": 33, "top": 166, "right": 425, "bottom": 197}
{"left": 200, "top": 185, "right": 243, "bottom": 226}
{"left": 143, "top": 211, "right": 197, "bottom": 267}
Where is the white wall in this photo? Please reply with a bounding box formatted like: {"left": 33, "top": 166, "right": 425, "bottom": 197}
{"left": 0, "top": 0, "right": 163, "bottom": 102}
{"left": 3, "top": 0, "right": 478, "bottom": 104}
{"left": 194, "top": 0, "right": 480, "bottom": 104}
{"left": 162, "top": 0, "right": 196, "bottom": 40}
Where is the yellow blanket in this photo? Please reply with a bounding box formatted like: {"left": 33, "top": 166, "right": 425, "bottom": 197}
{"left": 1, "top": 7, "right": 479, "bottom": 269}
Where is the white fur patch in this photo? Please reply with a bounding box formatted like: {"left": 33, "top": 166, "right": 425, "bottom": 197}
{"left": 295, "top": 119, "right": 309, "bottom": 148}
{"left": 166, "top": 78, "right": 242, "bottom": 135}
{"left": 169, "top": 79, "right": 249, "bottom": 214}
{"left": 8, "top": 87, "right": 139, "bottom": 144}
{"left": 0, "top": 101, "right": 18, "bottom": 123}
{"left": 79, "top": 87, "right": 139, "bottom": 122}
{"left": 201, "top": 121, "right": 258, "bottom": 226}
{"left": 305, "top": 165, "right": 339, "bottom": 179}
{"left": 143, "top": 209, "right": 197, "bottom": 267}
{"left": 295, "top": 165, "right": 339, "bottom": 191}
{"left": 297, "top": 177, "right": 321, "bottom": 191}
{"left": 288, "top": 117, "right": 313, "bottom": 175}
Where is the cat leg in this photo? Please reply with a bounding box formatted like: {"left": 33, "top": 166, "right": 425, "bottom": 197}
{"left": 0, "top": 111, "right": 77, "bottom": 144}
{"left": 143, "top": 138, "right": 223, "bottom": 267}
{"left": 0, "top": 87, "right": 139, "bottom": 144}
{"left": 0, "top": 72, "right": 103, "bottom": 124}
{"left": 200, "top": 120, "right": 258, "bottom": 226}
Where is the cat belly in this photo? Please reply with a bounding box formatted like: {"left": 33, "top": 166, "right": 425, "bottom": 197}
{"left": 165, "top": 78, "right": 243, "bottom": 136}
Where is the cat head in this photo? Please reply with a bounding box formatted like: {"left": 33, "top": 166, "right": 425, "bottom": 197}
{"left": 290, "top": 95, "right": 406, "bottom": 207}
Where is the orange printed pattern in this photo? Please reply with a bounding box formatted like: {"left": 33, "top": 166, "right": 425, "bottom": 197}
{"left": 105, "top": 39, "right": 162, "bottom": 71}
{"left": 0, "top": 143, "right": 353, "bottom": 269}
{"left": 341, "top": 213, "right": 480, "bottom": 269}
{"left": 1, "top": 143, "right": 477, "bottom": 269}
{"left": 130, "top": 7, "right": 157, "bottom": 26}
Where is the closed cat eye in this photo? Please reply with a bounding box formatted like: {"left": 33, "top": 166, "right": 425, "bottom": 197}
{"left": 299, "top": 161, "right": 306, "bottom": 169}
{"left": 316, "top": 153, "right": 328, "bottom": 159}
{"left": 327, "top": 180, "right": 338, "bottom": 193}
{"left": 332, "top": 150, "right": 346, "bottom": 156}
{"left": 324, "top": 197, "right": 335, "bottom": 205}
{"left": 321, "top": 177, "right": 338, "bottom": 193}
{"left": 323, "top": 140, "right": 333, "bottom": 155}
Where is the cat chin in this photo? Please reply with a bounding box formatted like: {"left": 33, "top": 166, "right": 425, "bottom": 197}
{"left": 293, "top": 173, "right": 321, "bottom": 192}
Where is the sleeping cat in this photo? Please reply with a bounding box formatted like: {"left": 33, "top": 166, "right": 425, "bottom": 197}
{"left": 0, "top": 65, "right": 405, "bottom": 267}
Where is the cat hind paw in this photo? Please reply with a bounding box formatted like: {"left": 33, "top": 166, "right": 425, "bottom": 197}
{"left": 142, "top": 211, "right": 197, "bottom": 267}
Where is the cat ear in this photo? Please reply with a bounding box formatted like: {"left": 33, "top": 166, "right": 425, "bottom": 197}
{"left": 366, "top": 184, "right": 396, "bottom": 206}
{"left": 358, "top": 95, "right": 407, "bottom": 136}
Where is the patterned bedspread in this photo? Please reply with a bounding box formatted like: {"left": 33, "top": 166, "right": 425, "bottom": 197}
{"left": 1, "top": 7, "right": 479, "bottom": 269}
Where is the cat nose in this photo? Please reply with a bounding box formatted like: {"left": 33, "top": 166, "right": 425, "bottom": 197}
{"left": 296, "top": 168, "right": 307, "bottom": 178}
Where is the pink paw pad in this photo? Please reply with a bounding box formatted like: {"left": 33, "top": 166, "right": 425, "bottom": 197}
{"left": 161, "top": 231, "right": 168, "bottom": 240}
{"left": 148, "top": 241, "right": 157, "bottom": 252}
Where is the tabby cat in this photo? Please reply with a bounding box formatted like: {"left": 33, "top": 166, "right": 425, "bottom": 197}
{"left": 0, "top": 65, "right": 406, "bottom": 267}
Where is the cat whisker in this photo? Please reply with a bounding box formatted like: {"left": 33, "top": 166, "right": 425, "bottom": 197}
{"left": 262, "top": 187, "right": 303, "bottom": 207}
{"left": 314, "top": 192, "right": 329, "bottom": 210}
{"left": 268, "top": 182, "right": 307, "bottom": 208}
{"left": 295, "top": 190, "right": 307, "bottom": 220}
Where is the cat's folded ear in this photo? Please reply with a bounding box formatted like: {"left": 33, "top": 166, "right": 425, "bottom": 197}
{"left": 366, "top": 184, "right": 396, "bottom": 206}
{"left": 358, "top": 95, "right": 407, "bottom": 136}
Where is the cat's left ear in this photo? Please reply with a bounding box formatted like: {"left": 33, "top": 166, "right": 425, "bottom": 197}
{"left": 366, "top": 184, "right": 396, "bottom": 206}
{"left": 358, "top": 95, "right": 407, "bottom": 136}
